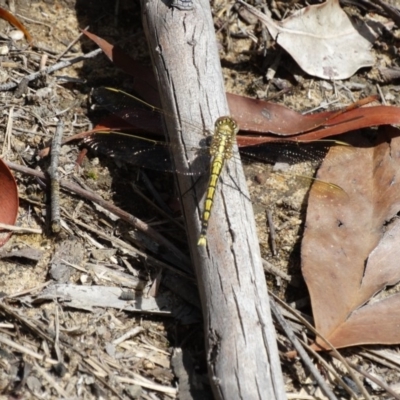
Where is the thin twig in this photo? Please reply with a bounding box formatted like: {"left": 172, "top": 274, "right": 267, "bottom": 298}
{"left": 266, "top": 208, "right": 277, "bottom": 256}
{"left": 116, "top": 375, "right": 178, "bottom": 395}
{"left": 298, "top": 338, "right": 362, "bottom": 400}
{"left": 67, "top": 215, "right": 192, "bottom": 279}
{"left": 139, "top": 170, "right": 174, "bottom": 215}
{"left": 16, "top": 13, "right": 54, "bottom": 32}
{"left": 360, "top": 348, "right": 400, "bottom": 371}
{"left": 33, "top": 363, "right": 70, "bottom": 398}
{"left": 0, "top": 333, "right": 58, "bottom": 365}
{"left": 130, "top": 180, "right": 185, "bottom": 230}
{"left": 48, "top": 121, "right": 64, "bottom": 234}
{"left": 0, "top": 48, "right": 102, "bottom": 91}
{"left": 345, "top": 359, "right": 400, "bottom": 399}
{"left": 0, "top": 302, "right": 124, "bottom": 399}
{"left": 269, "top": 297, "right": 339, "bottom": 400}
{"left": 6, "top": 161, "right": 189, "bottom": 266}
{"left": 112, "top": 327, "right": 145, "bottom": 346}
{"left": 0, "top": 222, "right": 42, "bottom": 234}
{"left": 376, "top": 83, "right": 386, "bottom": 105}
{"left": 262, "top": 258, "right": 300, "bottom": 287}
{"left": 55, "top": 25, "right": 89, "bottom": 61}
{"left": 39, "top": 54, "right": 48, "bottom": 71}
{"left": 54, "top": 304, "right": 62, "bottom": 362}
{"left": 271, "top": 292, "right": 372, "bottom": 400}
{"left": 5, "top": 280, "right": 52, "bottom": 299}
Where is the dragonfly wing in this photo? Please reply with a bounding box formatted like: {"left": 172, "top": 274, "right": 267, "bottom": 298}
{"left": 93, "top": 87, "right": 207, "bottom": 138}
{"left": 84, "top": 134, "right": 209, "bottom": 175}
{"left": 239, "top": 141, "right": 330, "bottom": 167}
{"left": 241, "top": 142, "right": 349, "bottom": 202}
{"left": 93, "top": 87, "right": 164, "bottom": 135}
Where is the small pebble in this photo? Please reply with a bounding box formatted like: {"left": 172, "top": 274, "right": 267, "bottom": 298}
{"left": 12, "top": 138, "right": 26, "bottom": 153}
{"left": 26, "top": 376, "right": 42, "bottom": 393}
{"left": 0, "top": 68, "right": 8, "bottom": 83}
{"left": 273, "top": 161, "right": 290, "bottom": 172}
{"left": 125, "top": 384, "right": 143, "bottom": 399}
{"left": 385, "top": 92, "right": 396, "bottom": 101}
{"left": 254, "top": 173, "right": 266, "bottom": 185}
{"left": 0, "top": 45, "right": 9, "bottom": 55}
{"left": 9, "top": 30, "right": 24, "bottom": 41}
{"left": 142, "top": 360, "right": 155, "bottom": 370}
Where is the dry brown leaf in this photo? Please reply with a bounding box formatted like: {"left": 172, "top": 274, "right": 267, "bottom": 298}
{"left": 237, "top": 0, "right": 375, "bottom": 79}
{"left": 302, "top": 127, "right": 400, "bottom": 349}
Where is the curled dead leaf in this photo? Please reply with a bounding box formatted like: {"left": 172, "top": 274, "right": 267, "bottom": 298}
{"left": 237, "top": 0, "right": 376, "bottom": 80}
{"left": 0, "top": 158, "right": 19, "bottom": 246}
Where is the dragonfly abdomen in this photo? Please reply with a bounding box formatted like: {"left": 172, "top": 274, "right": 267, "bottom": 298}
{"left": 197, "top": 117, "right": 239, "bottom": 246}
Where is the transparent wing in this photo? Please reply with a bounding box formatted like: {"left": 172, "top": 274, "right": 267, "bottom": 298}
{"left": 92, "top": 87, "right": 204, "bottom": 137}
{"left": 90, "top": 87, "right": 213, "bottom": 175}
{"left": 83, "top": 133, "right": 210, "bottom": 176}
{"left": 93, "top": 87, "right": 164, "bottom": 134}
{"left": 239, "top": 141, "right": 330, "bottom": 166}
{"left": 89, "top": 87, "right": 351, "bottom": 198}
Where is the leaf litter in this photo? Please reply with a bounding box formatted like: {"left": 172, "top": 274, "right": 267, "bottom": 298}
{"left": 1, "top": 0, "right": 400, "bottom": 399}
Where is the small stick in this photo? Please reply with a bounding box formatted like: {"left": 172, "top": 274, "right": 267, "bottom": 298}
{"left": 262, "top": 259, "right": 301, "bottom": 287}
{"left": 0, "top": 334, "right": 58, "bottom": 365}
{"left": 39, "top": 54, "right": 48, "bottom": 71}
{"left": 0, "top": 48, "right": 102, "bottom": 91}
{"left": 272, "top": 292, "right": 372, "bottom": 400}
{"left": 0, "top": 222, "right": 42, "bottom": 234}
{"left": 376, "top": 83, "right": 387, "bottom": 105}
{"left": 5, "top": 280, "right": 52, "bottom": 298}
{"left": 139, "top": 170, "right": 173, "bottom": 215}
{"left": 1, "top": 106, "right": 13, "bottom": 156}
{"left": 33, "top": 363, "right": 70, "bottom": 398}
{"left": 266, "top": 208, "right": 277, "bottom": 256}
{"left": 55, "top": 25, "right": 89, "bottom": 61}
{"left": 48, "top": 121, "right": 64, "bottom": 234}
{"left": 269, "top": 297, "right": 339, "bottom": 400}
{"left": 6, "top": 160, "right": 189, "bottom": 265}
{"left": 345, "top": 360, "right": 400, "bottom": 399}
{"left": 112, "top": 326, "right": 144, "bottom": 346}
{"left": 130, "top": 181, "right": 185, "bottom": 230}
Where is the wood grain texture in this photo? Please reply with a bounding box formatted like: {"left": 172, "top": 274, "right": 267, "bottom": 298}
{"left": 141, "top": 1, "right": 286, "bottom": 398}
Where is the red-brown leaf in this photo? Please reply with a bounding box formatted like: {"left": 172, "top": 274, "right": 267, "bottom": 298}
{"left": 0, "top": 158, "right": 19, "bottom": 246}
{"left": 82, "top": 30, "right": 159, "bottom": 106}
{"left": 83, "top": 30, "right": 400, "bottom": 143}
{"left": 0, "top": 7, "right": 32, "bottom": 45}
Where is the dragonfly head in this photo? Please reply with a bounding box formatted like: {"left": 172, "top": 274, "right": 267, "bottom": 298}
{"left": 215, "top": 116, "right": 239, "bottom": 136}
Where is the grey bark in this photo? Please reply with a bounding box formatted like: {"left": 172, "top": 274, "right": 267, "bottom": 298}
{"left": 141, "top": 1, "right": 286, "bottom": 399}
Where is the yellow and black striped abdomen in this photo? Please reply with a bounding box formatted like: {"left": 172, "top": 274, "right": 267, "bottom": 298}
{"left": 197, "top": 117, "right": 239, "bottom": 246}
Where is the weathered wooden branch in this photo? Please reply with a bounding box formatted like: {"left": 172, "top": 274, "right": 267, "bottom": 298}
{"left": 141, "top": 1, "right": 286, "bottom": 399}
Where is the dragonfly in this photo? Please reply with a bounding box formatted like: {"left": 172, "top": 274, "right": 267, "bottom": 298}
{"left": 86, "top": 87, "right": 347, "bottom": 247}
{"left": 195, "top": 116, "right": 238, "bottom": 246}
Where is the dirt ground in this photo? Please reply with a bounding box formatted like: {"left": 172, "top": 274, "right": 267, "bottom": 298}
{"left": 0, "top": 0, "right": 400, "bottom": 399}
